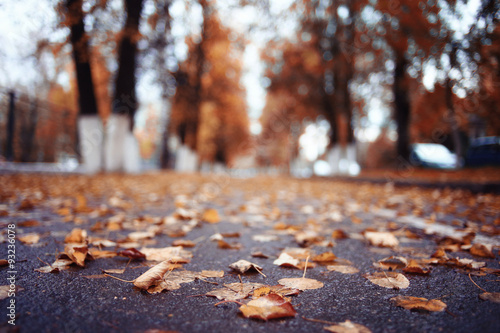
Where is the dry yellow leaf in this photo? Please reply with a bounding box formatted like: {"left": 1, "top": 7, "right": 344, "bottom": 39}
{"left": 390, "top": 295, "right": 447, "bottom": 312}
{"left": 278, "top": 277, "right": 324, "bottom": 291}
{"left": 365, "top": 231, "right": 399, "bottom": 247}
{"left": 327, "top": 265, "right": 360, "bottom": 274}
{"left": 239, "top": 294, "right": 296, "bottom": 320}
{"left": 64, "top": 228, "right": 87, "bottom": 243}
{"left": 18, "top": 233, "right": 40, "bottom": 245}
{"left": 324, "top": 320, "right": 371, "bottom": 333}
{"left": 202, "top": 208, "right": 220, "bottom": 223}
{"left": 364, "top": 272, "right": 409, "bottom": 289}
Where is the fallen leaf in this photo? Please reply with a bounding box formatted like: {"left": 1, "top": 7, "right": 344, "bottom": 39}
{"left": 0, "top": 285, "right": 24, "bottom": 300}
{"left": 35, "top": 258, "right": 74, "bottom": 273}
{"left": 324, "top": 320, "right": 371, "bottom": 333}
{"left": 18, "top": 219, "right": 41, "bottom": 227}
{"left": 172, "top": 239, "right": 196, "bottom": 248}
{"left": 312, "top": 252, "right": 337, "bottom": 263}
{"left": 90, "top": 239, "right": 117, "bottom": 248}
{"left": 217, "top": 239, "right": 242, "bottom": 250}
{"left": 18, "top": 233, "right": 40, "bottom": 245}
{"left": 229, "top": 260, "right": 263, "bottom": 274}
{"left": 103, "top": 268, "right": 126, "bottom": 274}
{"left": 364, "top": 272, "right": 409, "bottom": 289}
{"left": 89, "top": 248, "right": 117, "bottom": 259}
{"left": 278, "top": 277, "right": 324, "bottom": 290}
{"left": 203, "top": 208, "right": 220, "bottom": 223}
{"left": 118, "top": 248, "right": 146, "bottom": 260}
{"left": 469, "top": 244, "right": 495, "bottom": 258}
{"left": 201, "top": 270, "right": 224, "bottom": 278}
{"left": 365, "top": 231, "right": 399, "bottom": 247}
{"left": 64, "top": 228, "right": 87, "bottom": 243}
{"left": 140, "top": 246, "right": 192, "bottom": 262}
{"left": 62, "top": 244, "right": 91, "bottom": 267}
{"left": 251, "top": 251, "right": 269, "bottom": 259}
{"left": 239, "top": 294, "right": 296, "bottom": 320}
{"left": 134, "top": 260, "right": 173, "bottom": 290}
{"left": 331, "top": 229, "right": 349, "bottom": 239}
{"left": 206, "top": 282, "right": 265, "bottom": 301}
{"left": 220, "top": 232, "right": 241, "bottom": 238}
{"left": 0, "top": 260, "right": 8, "bottom": 267}
{"left": 327, "top": 265, "right": 360, "bottom": 274}
{"left": 375, "top": 256, "right": 408, "bottom": 271}
{"left": 273, "top": 253, "right": 300, "bottom": 268}
{"left": 390, "top": 295, "right": 447, "bottom": 312}
{"left": 403, "top": 259, "right": 431, "bottom": 275}
{"left": 479, "top": 292, "right": 500, "bottom": 303}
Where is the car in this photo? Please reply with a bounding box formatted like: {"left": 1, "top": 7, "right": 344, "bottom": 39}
{"left": 465, "top": 136, "right": 500, "bottom": 167}
{"left": 410, "top": 143, "right": 459, "bottom": 169}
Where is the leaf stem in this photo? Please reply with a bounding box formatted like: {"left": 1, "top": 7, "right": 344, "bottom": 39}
{"left": 468, "top": 273, "right": 488, "bottom": 293}
{"left": 104, "top": 273, "right": 135, "bottom": 283}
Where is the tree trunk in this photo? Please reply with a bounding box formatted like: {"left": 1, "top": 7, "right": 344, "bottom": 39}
{"left": 113, "top": 0, "right": 144, "bottom": 130}
{"left": 5, "top": 91, "right": 15, "bottom": 162}
{"left": 394, "top": 55, "right": 411, "bottom": 162}
{"left": 66, "top": 0, "right": 99, "bottom": 117}
{"left": 446, "top": 45, "right": 463, "bottom": 167}
{"left": 21, "top": 99, "right": 38, "bottom": 162}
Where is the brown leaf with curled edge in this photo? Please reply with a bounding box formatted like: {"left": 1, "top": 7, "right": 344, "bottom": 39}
{"left": 365, "top": 231, "right": 399, "bottom": 248}
{"left": 390, "top": 295, "right": 447, "bottom": 312}
{"left": 172, "top": 239, "right": 196, "bottom": 248}
{"left": 278, "top": 277, "right": 324, "bottom": 291}
{"left": 251, "top": 251, "right": 269, "bottom": 259}
{"left": 403, "top": 259, "right": 431, "bottom": 275}
{"left": 203, "top": 208, "right": 220, "bottom": 223}
{"left": 62, "top": 244, "right": 92, "bottom": 267}
{"left": 217, "top": 239, "right": 242, "bottom": 250}
{"left": 479, "top": 292, "right": 500, "bottom": 303}
{"left": 324, "top": 320, "right": 372, "bottom": 333}
{"left": 18, "top": 233, "right": 40, "bottom": 245}
{"left": 35, "top": 258, "right": 74, "bottom": 273}
{"left": 327, "top": 265, "right": 360, "bottom": 274}
{"left": 331, "top": 229, "right": 349, "bottom": 239}
{"left": 118, "top": 248, "right": 146, "bottom": 260}
{"left": 103, "top": 268, "right": 126, "bottom": 274}
{"left": 374, "top": 256, "right": 408, "bottom": 271}
{"left": 469, "top": 244, "right": 495, "bottom": 258}
{"left": 0, "top": 260, "right": 8, "bottom": 267}
{"left": 133, "top": 260, "right": 172, "bottom": 290}
{"left": 364, "top": 272, "right": 409, "bottom": 289}
{"left": 312, "top": 252, "right": 337, "bottom": 263}
{"left": 229, "top": 260, "right": 263, "bottom": 274}
{"left": 64, "top": 228, "right": 87, "bottom": 243}
{"left": 89, "top": 248, "right": 117, "bottom": 259}
{"left": 239, "top": 294, "right": 296, "bottom": 320}
{"left": 207, "top": 282, "right": 265, "bottom": 301}
{"left": 18, "top": 219, "right": 41, "bottom": 227}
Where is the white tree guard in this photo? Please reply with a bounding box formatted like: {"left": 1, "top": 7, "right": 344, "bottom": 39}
{"left": 175, "top": 144, "right": 199, "bottom": 172}
{"left": 104, "top": 114, "right": 141, "bottom": 173}
{"left": 77, "top": 115, "right": 103, "bottom": 174}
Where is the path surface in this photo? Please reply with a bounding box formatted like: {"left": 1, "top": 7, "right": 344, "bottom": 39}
{"left": 0, "top": 172, "right": 499, "bottom": 333}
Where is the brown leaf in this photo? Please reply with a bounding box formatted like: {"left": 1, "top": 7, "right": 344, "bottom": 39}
{"left": 251, "top": 251, "right": 269, "bottom": 259}
{"left": 103, "top": 268, "right": 126, "bottom": 274}
{"left": 62, "top": 244, "right": 91, "bottom": 267}
{"left": 327, "top": 265, "right": 360, "bottom": 274}
{"left": 278, "top": 277, "right": 324, "bottom": 291}
{"left": 312, "top": 252, "right": 337, "bottom": 263}
{"left": 403, "top": 259, "right": 431, "bottom": 275}
{"left": 229, "top": 260, "right": 263, "bottom": 274}
{"left": 331, "top": 229, "right": 348, "bottom": 239}
{"left": 469, "top": 244, "right": 495, "bottom": 259}
{"left": 64, "top": 228, "right": 87, "bottom": 243}
{"left": 200, "top": 270, "right": 224, "bottom": 278}
{"left": 133, "top": 260, "right": 172, "bottom": 290}
{"left": 0, "top": 259, "right": 8, "bottom": 267}
{"left": 18, "top": 219, "right": 41, "bottom": 227}
{"left": 324, "top": 320, "right": 372, "bottom": 333}
{"left": 239, "top": 294, "right": 296, "bottom": 320}
{"left": 202, "top": 208, "right": 220, "bottom": 223}
{"left": 364, "top": 272, "right": 409, "bottom": 289}
{"left": 390, "top": 295, "right": 447, "bottom": 312}
{"left": 479, "top": 292, "right": 500, "bottom": 303}
{"left": 89, "top": 249, "right": 117, "bottom": 259}
{"left": 140, "top": 246, "right": 192, "bottom": 262}
{"left": 365, "top": 231, "right": 399, "bottom": 247}
{"left": 118, "top": 248, "right": 146, "bottom": 260}
{"left": 273, "top": 253, "right": 300, "bottom": 268}
{"left": 217, "top": 239, "right": 242, "bottom": 250}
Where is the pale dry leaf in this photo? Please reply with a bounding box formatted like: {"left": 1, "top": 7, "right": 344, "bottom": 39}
{"left": 403, "top": 259, "right": 430, "bottom": 275}
{"left": 90, "top": 239, "right": 117, "bottom": 248}
{"left": 201, "top": 270, "right": 224, "bottom": 278}
{"left": 206, "top": 282, "right": 265, "bottom": 301}
{"left": 390, "top": 295, "right": 447, "bottom": 312}
{"left": 229, "top": 260, "right": 263, "bottom": 274}
{"left": 283, "top": 247, "right": 314, "bottom": 259}
{"left": 172, "top": 239, "right": 196, "bottom": 248}
{"left": 202, "top": 208, "right": 220, "bottom": 223}
{"left": 469, "top": 244, "right": 495, "bottom": 258}
{"left": 127, "top": 231, "right": 156, "bottom": 242}
{"left": 479, "top": 292, "right": 500, "bottom": 303}
{"left": 63, "top": 244, "right": 90, "bottom": 267}
{"left": 252, "top": 234, "right": 279, "bottom": 242}
{"left": 89, "top": 248, "right": 117, "bottom": 259}
{"left": 0, "top": 285, "right": 24, "bottom": 300}
{"left": 18, "top": 233, "right": 40, "bottom": 245}
{"left": 239, "top": 294, "right": 297, "bottom": 320}
{"left": 140, "top": 246, "right": 192, "bottom": 262}
{"left": 278, "top": 277, "right": 324, "bottom": 291}
{"left": 103, "top": 268, "right": 126, "bottom": 274}
{"left": 312, "top": 252, "right": 337, "bottom": 263}
{"left": 327, "top": 265, "right": 360, "bottom": 274}
{"left": 273, "top": 253, "right": 300, "bottom": 268}
{"left": 375, "top": 256, "right": 408, "bottom": 271}
{"left": 133, "top": 260, "right": 172, "bottom": 290}
{"left": 324, "top": 320, "right": 371, "bottom": 333}
{"left": 364, "top": 272, "right": 409, "bottom": 289}
{"left": 365, "top": 231, "right": 399, "bottom": 247}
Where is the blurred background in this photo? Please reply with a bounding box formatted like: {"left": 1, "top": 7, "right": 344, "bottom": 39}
{"left": 0, "top": 0, "right": 499, "bottom": 177}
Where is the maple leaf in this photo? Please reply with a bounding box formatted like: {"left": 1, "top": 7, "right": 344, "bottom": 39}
{"left": 278, "top": 277, "right": 324, "bottom": 291}
{"left": 364, "top": 272, "right": 409, "bottom": 289}
{"left": 390, "top": 295, "right": 447, "bottom": 312}
{"left": 324, "top": 320, "right": 372, "bottom": 333}
{"left": 239, "top": 294, "right": 297, "bottom": 320}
